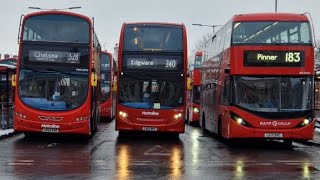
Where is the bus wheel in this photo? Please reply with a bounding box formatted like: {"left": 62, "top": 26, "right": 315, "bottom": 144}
{"left": 218, "top": 118, "right": 222, "bottom": 137}
{"left": 118, "top": 131, "right": 129, "bottom": 138}
{"left": 24, "top": 132, "right": 37, "bottom": 139}
{"left": 202, "top": 114, "right": 206, "bottom": 134}
{"left": 283, "top": 139, "right": 293, "bottom": 147}
{"left": 185, "top": 110, "right": 189, "bottom": 124}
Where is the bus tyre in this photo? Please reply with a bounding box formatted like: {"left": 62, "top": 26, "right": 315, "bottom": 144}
{"left": 283, "top": 139, "right": 293, "bottom": 147}
{"left": 218, "top": 118, "right": 222, "bottom": 138}
{"left": 24, "top": 132, "right": 37, "bottom": 139}
{"left": 185, "top": 110, "right": 189, "bottom": 124}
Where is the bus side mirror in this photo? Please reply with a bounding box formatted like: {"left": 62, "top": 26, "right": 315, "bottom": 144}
{"left": 111, "top": 81, "right": 117, "bottom": 92}
{"left": 187, "top": 77, "right": 192, "bottom": 90}
{"left": 11, "top": 74, "right": 16, "bottom": 87}
{"left": 91, "top": 72, "right": 98, "bottom": 87}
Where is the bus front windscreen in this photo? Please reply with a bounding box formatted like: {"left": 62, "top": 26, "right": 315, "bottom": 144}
{"left": 18, "top": 68, "right": 88, "bottom": 111}
{"left": 123, "top": 25, "right": 183, "bottom": 51}
{"left": 101, "top": 53, "right": 111, "bottom": 102}
{"left": 194, "top": 55, "right": 202, "bottom": 69}
{"left": 23, "top": 14, "right": 90, "bottom": 43}
{"left": 119, "top": 72, "right": 184, "bottom": 109}
{"left": 234, "top": 76, "right": 313, "bottom": 114}
{"left": 232, "top": 21, "right": 312, "bottom": 45}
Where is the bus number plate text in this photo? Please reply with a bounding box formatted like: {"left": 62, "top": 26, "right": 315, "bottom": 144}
{"left": 264, "top": 133, "right": 283, "bottom": 138}
{"left": 142, "top": 127, "right": 158, "bottom": 131}
{"left": 42, "top": 128, "right": 59, "bottom": 133}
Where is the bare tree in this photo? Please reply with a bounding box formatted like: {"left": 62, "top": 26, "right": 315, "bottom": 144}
{"left": 191, "top": 33, "right": 212, "bottom": 55}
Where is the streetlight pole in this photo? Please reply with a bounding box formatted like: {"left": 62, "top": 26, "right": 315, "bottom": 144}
{"left": 192, "top": 23, "right": 222, "bottom": 35}
{"left": 28, "top": 6, "right": 81, "bottom": 11}
{"left": 275, "top": 0, "right": 278, "bottom": 12}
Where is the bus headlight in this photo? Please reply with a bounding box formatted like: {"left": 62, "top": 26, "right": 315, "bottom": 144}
{"left": 295, "top": 118, "right": 313, "bottom": 128}
{"left": 174, "top": 113, "right": 182, "bottom": 119}
{"left": 119, "top": 111, "right": 128, "bottom": 118}
{"left": 303, "top": 119, "right": 310, "bottom": 125}
{"left": 16, "top": 112, "right": 27, "bottom": 119}
{"left": 230, "top": 111, "right": 252, "bottom": 127}
{"left": 236, "top": 117, "right": 243, "bottom": 124}
{"left": 193, "top": 107, "right": 200, "bottom": 113}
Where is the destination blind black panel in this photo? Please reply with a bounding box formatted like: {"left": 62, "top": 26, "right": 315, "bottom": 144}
{"left": 21, "top": 44, "right": 89, "bottom": 68}
{"left": 123, "top": 55, "right": 182, "bottom": 71}
{"left": 244, "top": 51, "right": 305, "bottom": 67}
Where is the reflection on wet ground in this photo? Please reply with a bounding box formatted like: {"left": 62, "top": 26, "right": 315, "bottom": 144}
{"left": 0, "top": 121, "right": 320, "bottom": 179}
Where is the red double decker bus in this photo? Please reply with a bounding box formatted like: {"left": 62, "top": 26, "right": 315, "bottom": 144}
{"left": 100, "top": 51, "right": 116, "bottom": 121}
{"left": 200, "top": 13, "right": 315, "bottom": 145}
{"left": 13, "top": 11, "right": 101, "bottom": 136}
{"left": 116, "top": 22, "right": 189, "bottom": 136}
{"left": 186, "top": 51, "right": 202, "bottom": 125}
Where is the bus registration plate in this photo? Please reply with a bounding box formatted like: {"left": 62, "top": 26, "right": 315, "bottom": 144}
{"left": 42, "top": 128, "right": 59, "bottom": 133}
{"left": 142, "top": 127, "right": 158, "bottom": 131}
{"left": 264, "top": 133, "right": 283, "bottom": 138}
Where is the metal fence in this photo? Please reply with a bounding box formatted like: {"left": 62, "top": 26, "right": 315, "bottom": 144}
{"left": 1, "top": 102, "right": 14, "bottom": 129}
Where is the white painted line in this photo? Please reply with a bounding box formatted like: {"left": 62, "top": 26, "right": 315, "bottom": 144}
{"left": 8, "top": 163, "right": 33, "bottom": 166}
{"left": 144, "top": 145, "right": 171, "bottom": 156}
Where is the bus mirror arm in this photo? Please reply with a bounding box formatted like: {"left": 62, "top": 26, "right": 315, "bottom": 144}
{"left": 187, "top": 77, "right": 192, "bottom": 90}
{"left": 111, "top": 82, "right": 117, "bottom": 92}
{"left": 11, "top": 74, "right": 16, "bottom": 87}
{"left": 91, "top": 72, "right": 98, "bottom": 87}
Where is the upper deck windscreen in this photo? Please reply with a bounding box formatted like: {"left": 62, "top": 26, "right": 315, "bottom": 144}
{"left": 232, "top": 21, "right": 312, "bottom": 45}
{"left": 23, "top": 14, "right": 90, "bottom": 43}
{"left": 123, "top": 24, "right": 183, "bottom": 51}
{"left": 194, "top": 55, "right": 202, "bottom": 69}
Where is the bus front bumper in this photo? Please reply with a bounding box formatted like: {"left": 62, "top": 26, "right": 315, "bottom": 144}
{"left": 116, "top": 116, "right": 185, "bottom": 133}
{"left": 228, "top": 120, "right": 314, "bottom": 140}
{"left": 14, "top": 118, "right": 90, "bottom": 135}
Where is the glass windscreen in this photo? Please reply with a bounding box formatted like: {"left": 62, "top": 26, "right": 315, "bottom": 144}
{"left": 193, "top": 85, "right": 200, "bottom": 104}
{"left": 123, "top": 24, "right": 183, "bottom": 51}
{"left": 101, "top": 53, "right": 111, "bottom": 102}
{"left": 18, "top": 68, "right": 88, "bottom": 111}
{"left": 119, "top": 72, "right": 184, "bottom": 109}
{"left": 232, "top": 21, "right": 312, "bottom": 45}
{"left": 23, "top": 14, "right": 90, "bottom": 43}
{"left": 234, "top": 76, "right": 312, "bottom": 112}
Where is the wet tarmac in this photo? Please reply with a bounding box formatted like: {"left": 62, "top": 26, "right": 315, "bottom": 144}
{"left": 1, "top": 120, "right": 320, "bottom": 179}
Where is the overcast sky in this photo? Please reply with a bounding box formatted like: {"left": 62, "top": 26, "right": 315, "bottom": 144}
{"left": 1, "top": 0, "right": 320, "bottom": 56}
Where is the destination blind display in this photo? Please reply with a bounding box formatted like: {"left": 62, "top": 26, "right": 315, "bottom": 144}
{"left": 244, "top": 51, "right": 304, "bottom": 67}
{"left": 29, "top": 50, "right": 81, "bottom": 64}
{"left": 124, "top": 56, "right": 181, "bottom": 70}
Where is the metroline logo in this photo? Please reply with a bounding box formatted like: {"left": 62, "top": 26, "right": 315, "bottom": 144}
{"left": 41, "top": 124, "right": 60, "bottom": 129}
{"left": 142, "top": 111, "right": 159, "bottom": 116}
{"left": 260, "top": 121, "right": 291, "bottom": 127}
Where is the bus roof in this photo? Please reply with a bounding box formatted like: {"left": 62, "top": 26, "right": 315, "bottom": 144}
{"left": 123, "top": 22, "right": 184, "bottom": 27}
{"left": 23, "top": 10, "right": 92, "bottom": 24}
{"left": 0, "top": 58, "right": 16, "bottom": 62}
{"left": 195, "top": 51, "right": 203, "bottom": 56}
{"left": 232, "top": 13, "right": 309, "bottom": 22}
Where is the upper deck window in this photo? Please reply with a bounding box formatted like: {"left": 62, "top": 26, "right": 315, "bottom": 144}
{"left": 123, "top": 25, "right": 183, "bottom": 51}
{"left": 23, "top": 14, "right": 90, "bottom": 43}
{"left": 232, "top": 21, "right": 312, "bottom": 45}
